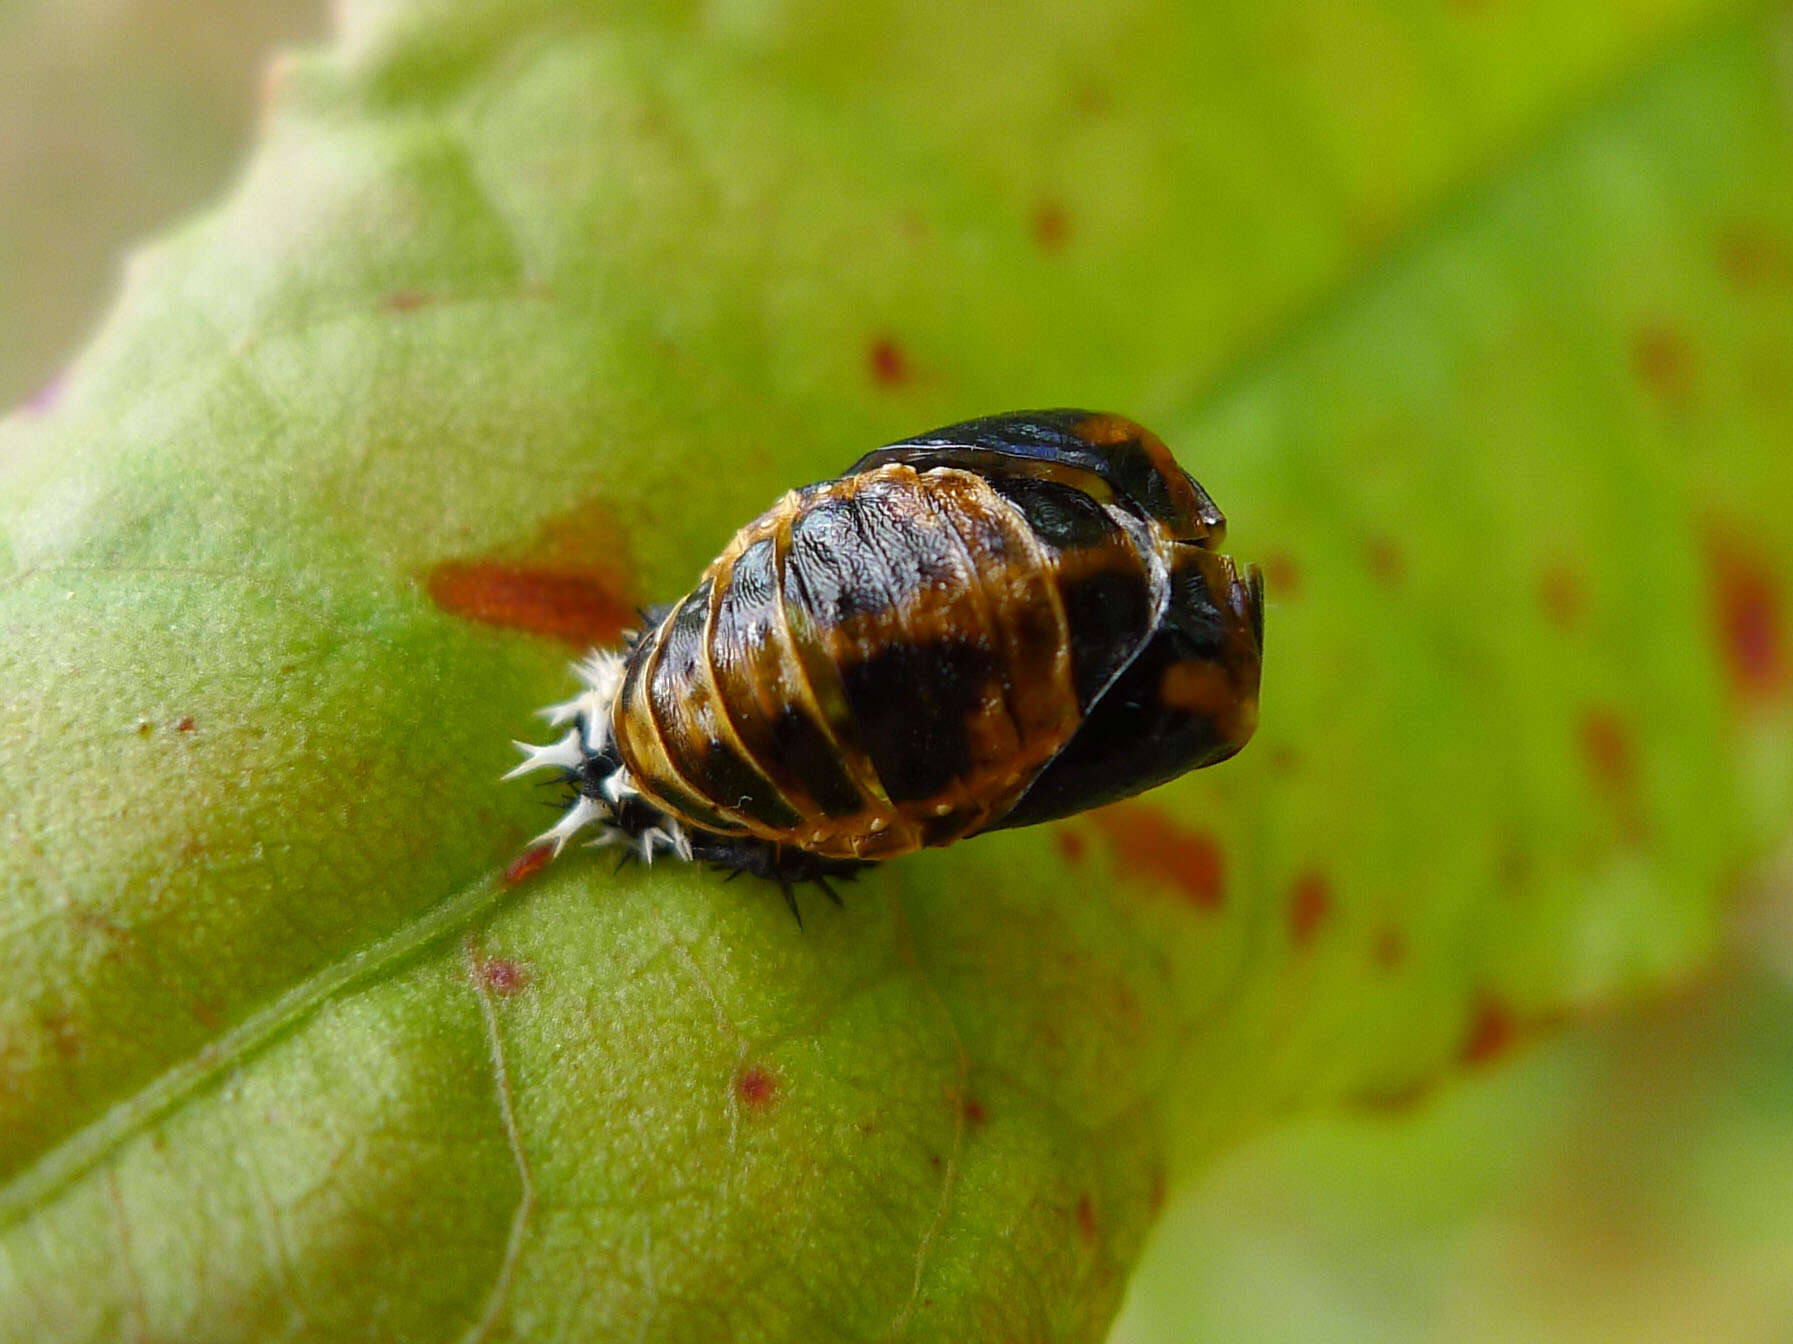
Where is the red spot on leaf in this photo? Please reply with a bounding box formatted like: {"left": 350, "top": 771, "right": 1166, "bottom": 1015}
{"left": 1537, "top": 560, "right": 1584, "bottom": 631}
{"left": 1053, "top": 828, "right": 1087, "bottom": 865}
{"left": 1708, "top": 536, "right": 1786, "bottom": 704}
{"left": 1261, "top": 551, "right": 1300, "bottom": 600}
{"left": 1092, "top": 804, "right": 1224, "bottom": 909}
{"left": 1460, "top": 998, "right": 1517, "bottom": 1067}
{"left": 1372, "top": 926, "right": 1406, "bottom": 971}
{"left": 503, "top": 844, "right": 555, "bottom": 888}
{"left": 41, "top": 1013, "right": 83, "bottom": 1062}
{"left": 1288, "top": 871, "right": 1330, "bottom": 946}
{"left": 1032, "top": 199, "right": 1071, "bottom": 251}
{"left": 1495, "top": 828, "right": 1533, "bottom": 889}
{"left": 1355, "top": 1080, "right": 1434, "bottom": 1114}
{"left": 174, "top": 717, "right": 196, "bottom": 733}
{"left": 867, "top": 336, "right": 911, "bottom": 387}
{"left": 479, "top": 957, "right": 531, "bottom": 997}
{"left": 1579, "top": 708, "right": 1635, "bottom": 796}
{"left": 426, "top": 562, "right": 637, "bottom": 647}
{"left": 1364, "top": 537, "right": 1405, "bottom": 587}
{"left": 1578, "top": 708, "right": 1648, "bottom": 841}
{"left": 960, "top": 1095, "right": 987, "bottom": 1127}
{"left": 736, "top": 1065, "right": 779, "bottom": 1111}
{"left": 383, "top": 289, "right": 431, "bottom": 313}
{"left": 1633, "top": 324, "right": 1696, "bottom": 401}
{"left": 1075, "top": 1192, "right": 1097, "bottom": 1242}
{"left": 1074, "top": 80, "right": 1112, "bottom": 116}
{"left": 1715, "top": 224, "right": 1792, "bottom": 288}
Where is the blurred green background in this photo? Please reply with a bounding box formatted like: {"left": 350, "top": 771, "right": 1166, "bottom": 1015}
{"left": 0, "top": 0, "right": 321, "bottom": 410}
{"left": 4, "top": 2, "right": 1791, "bottom": 1340}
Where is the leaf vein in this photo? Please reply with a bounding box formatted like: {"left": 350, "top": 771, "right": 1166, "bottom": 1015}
{"left": 457, "top": 935, "right": 537, "bottom": 1344}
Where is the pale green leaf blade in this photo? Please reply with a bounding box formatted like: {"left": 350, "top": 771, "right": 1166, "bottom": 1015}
{"left": 0, "top": 2, "right": 1788, "bottom": 1341}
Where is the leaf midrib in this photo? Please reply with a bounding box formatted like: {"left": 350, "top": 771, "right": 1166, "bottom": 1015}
{"left": 0, "top": 869, "right": 511, "bottom": 1226}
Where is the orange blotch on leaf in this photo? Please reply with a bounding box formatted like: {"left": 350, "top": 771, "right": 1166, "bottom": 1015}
{"left": 1460, "top": 997, "right": 1517, "bottom": 1067}
{"left": 1054, "top": 828, "right": 1087, "bottom": 865}
{"left": 382, "top": 289, "right": 432, "bottom": 313}
{"left": 1537, "top": 560, "right": 1585, "bottom": 630}
{"left": 428, "top": 497, "right": 640, "bottom": 646}
{"left": 1266, "top": 743, "right": 1301, "bottom": 774}
{"left": 1073, "top": 80, "right": 1112, "bottom": 116}
{"left": 1372, "top": 925, "right": 1407, "bottom": 971}
{"left": 1715, "top": 223, "right": 1792, "bottom": 289}
{"left": 427, "top": 561, "right": 637, "bottom": 647}
{"left": 1261, "top": 551, "right": 1300, "bottom": 600}
{"left": 1578, "top": 708, "right": 1649, "bottom": 841}
{"left": 1091, "top": 803, "right": 1225, "bottom": 910}
{"left": 1287, "top": 871, "right": 1331, "bottom": 946}
{"left": 1578, "top": 708, "right": 1636, "bottom": 797}
{"left": 1075, "top": 1192, "right": 1098, "bottom": 1242}
{"left": 503, "top": 844, "right": 556, "bottom": 889}
{"left": 1364, "top": 537, "right": 1405, "bottom": 587}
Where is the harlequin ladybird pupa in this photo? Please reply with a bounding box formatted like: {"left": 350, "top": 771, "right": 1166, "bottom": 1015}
{"left": 507, "top": 410, "right": 1264, "bottom": 907}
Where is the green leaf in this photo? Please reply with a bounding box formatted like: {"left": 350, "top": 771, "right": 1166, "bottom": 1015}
{"left": 1112, "top": 962, "right": 1793, "bottom": 1343}
{"left": 2, "top": 2, "right": 1789, "bottom": 1340}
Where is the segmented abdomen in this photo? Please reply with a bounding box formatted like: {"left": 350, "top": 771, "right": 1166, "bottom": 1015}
{"left": 609, "top": 462, "right": 1160, "bottom": 860}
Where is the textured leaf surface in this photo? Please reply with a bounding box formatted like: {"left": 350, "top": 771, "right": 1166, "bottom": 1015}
{"left": 1, "top": 1, "right": 1789, "bottom": 1340}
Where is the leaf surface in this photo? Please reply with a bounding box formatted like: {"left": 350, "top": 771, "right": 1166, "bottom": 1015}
{"left": 1, "top": 2, "right": 1789, "bottom": 1339}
